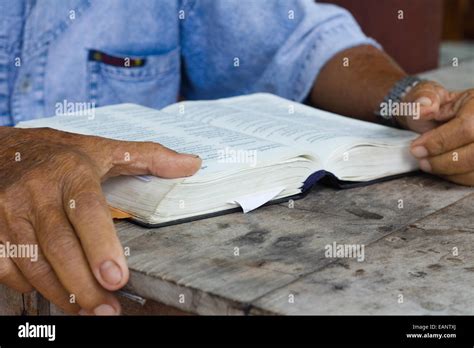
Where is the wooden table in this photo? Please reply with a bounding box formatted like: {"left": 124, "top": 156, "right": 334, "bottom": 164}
{"left": 1, "top": 60, "right": 474, "bottom": 316}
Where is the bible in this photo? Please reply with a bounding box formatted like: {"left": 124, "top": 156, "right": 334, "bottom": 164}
{"left": 17, "top": 93, "right": 419, "bottom": 227}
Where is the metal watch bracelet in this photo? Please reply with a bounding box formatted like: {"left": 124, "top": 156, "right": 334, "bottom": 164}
{"left": 376, "top": 76, "right": 423, "bottom": 128}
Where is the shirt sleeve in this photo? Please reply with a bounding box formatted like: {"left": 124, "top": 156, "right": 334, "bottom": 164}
{"left": 180, "top": 0, "right": 380, "bottom": 102}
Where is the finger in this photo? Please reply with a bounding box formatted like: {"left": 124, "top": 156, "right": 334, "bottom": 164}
{"left": 0, "top": 250, "right": 33, "bottom": 293}
{"left": 106, "top": 140, "right": 202, "bottom": 179}
{"left": 8, "top": 219, "right": 80, "bottom": 314}
{"left": 36, "top": 205, "right": 121, "bottom": 315}
{"left": 405, "top": 82, "right": 445, "bottom": 120}
{"left": 63, "top": 170, "right": 128, "bottom": 293}
{"left": 441, "top": 171, "right": 474, "bottom": 186}
{"left": 39, "top": 129, "right": 203, "bottom": 179}
{"left": 418, "top": 143, "right": 474, "bottom": 176}
{"left": 435, "top": 91, "right": 465, "bottom": 121}
{"left": 41, "top": 127, "right": 203, "bottom": 179}
{"left": 411, "top": 114, "right": 474, "bottom": 158}
{"left": 430, "top": 85, "right": 458, "bottom": 121}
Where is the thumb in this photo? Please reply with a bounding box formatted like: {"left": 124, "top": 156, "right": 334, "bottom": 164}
{"left": 105, "top": 140, "right": 202, "bottom": 179}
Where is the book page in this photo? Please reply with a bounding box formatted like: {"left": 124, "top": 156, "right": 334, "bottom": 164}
{"left": 17, "top": 103, "right": 310, "bottom": 179}
{"left": 163, "top": 93, "right": 418, "bottom": 164}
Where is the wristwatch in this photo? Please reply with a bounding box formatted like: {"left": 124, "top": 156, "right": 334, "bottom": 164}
{"left": 376, "top": 76, "right": 423, "bottom": 128}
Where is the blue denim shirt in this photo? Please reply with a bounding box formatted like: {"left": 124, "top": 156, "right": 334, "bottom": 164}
{"left": 0, "top": 0, "right": 377, "bottom": 126}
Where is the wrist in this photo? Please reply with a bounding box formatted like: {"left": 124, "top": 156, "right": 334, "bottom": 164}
{"left": 375, "top": 76, "right": 423, "bottom": 128}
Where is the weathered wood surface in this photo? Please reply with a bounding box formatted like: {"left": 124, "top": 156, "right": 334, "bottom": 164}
{"left": 48, "top": 294, "right": 191, "bottom": 316}
{"left": 251, "top": 194, "right": 474, "bottom": 315}
{"left": 0, "top": 285, "right": 49, "bottom": 315}
{"left": 117, "top": 175, "right": 473, "bottom": 315}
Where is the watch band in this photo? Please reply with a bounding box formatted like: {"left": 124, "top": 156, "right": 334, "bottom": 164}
{"left": 376, "top": 76, "right": 423, "bottom": 128}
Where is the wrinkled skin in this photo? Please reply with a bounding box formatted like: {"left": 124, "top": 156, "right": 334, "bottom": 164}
{"left": 399, "top": 83, "right": 474, "bottom": 186}
{"left": 0, "top": 127, "right": 201, "bottom": 315}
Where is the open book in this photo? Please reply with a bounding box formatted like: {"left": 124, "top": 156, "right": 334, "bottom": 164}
{"left": 17, "top": 93, "right": 418, "bottom": 227}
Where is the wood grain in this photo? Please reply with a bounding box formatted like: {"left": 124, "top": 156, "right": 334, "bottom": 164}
{"left": 117, "top": 175, "right": 473, "bottom": 315}
{"left": 250, "top": 193, "right": 474, "bottom": 315}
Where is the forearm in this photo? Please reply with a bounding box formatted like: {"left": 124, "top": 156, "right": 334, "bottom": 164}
{"left": 310, "top": 45, "right": 407, "bottom": 123}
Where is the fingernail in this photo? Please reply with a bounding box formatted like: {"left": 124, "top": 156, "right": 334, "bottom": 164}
{"left": 415, "top": 97, "right": 433, "bottom": 107}
{"left": 411, "top": 146, "right": 429, "bottom": 158}
{"left": 78, "top": 309, "right": 91, "bottom": 316}
{"left": 93, "top": 304, "right": 118, "bottom": 316}
{"left": 419, "top": 159, "right": 432, "bottom": 173}
{"left": 100, "top": 260, "right": 122, "bottom": 286}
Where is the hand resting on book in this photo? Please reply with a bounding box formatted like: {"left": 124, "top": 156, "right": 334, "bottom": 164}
{"left": 0, "top": 126, "right": 201, "bottom": 315}
{"left": 406, "top": 87, "right": 474, "bottom": 186}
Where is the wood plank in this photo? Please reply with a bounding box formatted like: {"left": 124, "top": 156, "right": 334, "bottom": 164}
{"left": 0, "top": 285, "right": 26, "bottom": 315}
{"left": 116, "top": 175, "right": 473, "bottom": 315}
{"left": 0, "top": 287, "right": 47, "bottom": 315}
{"left": 115, "top": 220, "right": 156, "bottom": 246}
{"left": 48, "top": 292, "right": 191, "bottom": 315}
{"left": 250, "top": 193, "right": 474, "bottom": 315}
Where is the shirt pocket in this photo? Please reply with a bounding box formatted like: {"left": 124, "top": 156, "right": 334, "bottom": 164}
{"left": 87, "top": 47, "right": 180, "bottom": 108}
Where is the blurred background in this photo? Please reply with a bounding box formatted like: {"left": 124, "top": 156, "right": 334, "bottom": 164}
{"left": 322, "top": 0, "right": 474, "bottom": 74}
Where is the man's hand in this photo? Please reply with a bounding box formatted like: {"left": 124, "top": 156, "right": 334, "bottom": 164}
{"left": 404, "top": 87, "right": 474, "bottom": 186}
{"left": 396, "top": 81, "right": 459, "bottom": 133}
{"left": 0, "top": 127, "right": 201, "bottom": 315}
